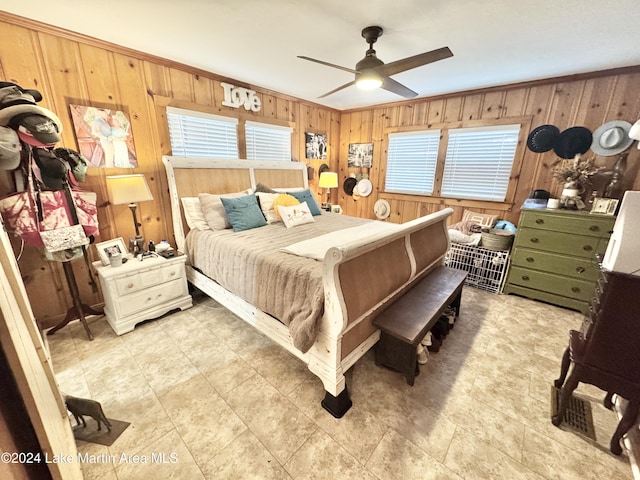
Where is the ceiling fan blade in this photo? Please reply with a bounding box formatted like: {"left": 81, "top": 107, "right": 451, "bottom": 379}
{"left": 297, "top": 56, "right": 357, "bottom": 74}
{"left": 318, "top": 80, "right": 356, "bottom": 98}
{"left": 381, "top": 77, "right": 418, "bottom": 99}
{"left": 379, "top": 46, "right": 453, "bottom": 77}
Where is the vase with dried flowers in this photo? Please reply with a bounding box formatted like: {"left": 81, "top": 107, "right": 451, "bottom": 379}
{"left": 552, "top": 154, "right": 605, "bottom": 209}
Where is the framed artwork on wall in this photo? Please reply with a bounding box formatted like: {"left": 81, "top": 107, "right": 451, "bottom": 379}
{"left": 348, "top": 143, "right": 373, "bottom": 167}
{"left": 305, "top": 132, "right": 327, "bottom": 159}
{"left": 69, "top": 104, "right": 138, "bottom": 168}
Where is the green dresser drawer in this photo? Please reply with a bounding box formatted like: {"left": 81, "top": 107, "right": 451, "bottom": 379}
{"left": 519, "top": 210, "right": 614, "bottom": 238}
{"left": 515, "top": 229, "right": 609, "bottom": 259}
{"left": 507, "top": 266, "right": 594, "bottom": 301}
{"left": 510, "top": 247, "right": 601, "bottom": 281}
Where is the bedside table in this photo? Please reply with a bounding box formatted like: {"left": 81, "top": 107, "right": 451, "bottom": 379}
{"left": 92, "top": 253, "right": 192, "bottom": 335}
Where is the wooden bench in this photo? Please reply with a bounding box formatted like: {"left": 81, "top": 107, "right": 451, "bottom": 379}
{"left": 373, "top": 266, "right": 467, "bottom": 385}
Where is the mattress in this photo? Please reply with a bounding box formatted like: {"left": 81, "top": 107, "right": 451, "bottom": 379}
{"left": 184, "top": 212, "right": 370, "bottom": 352}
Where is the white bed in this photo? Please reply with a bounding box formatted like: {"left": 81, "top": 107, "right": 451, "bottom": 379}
{"left": 163, "top": 156, "right": 452, "bottom": 417}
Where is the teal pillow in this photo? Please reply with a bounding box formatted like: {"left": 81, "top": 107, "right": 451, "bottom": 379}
{"left": 287, "top": 189, "right": 322, "bottom": 215}
{"left": 220, "top": 193, "right": 267, "bottom": 232}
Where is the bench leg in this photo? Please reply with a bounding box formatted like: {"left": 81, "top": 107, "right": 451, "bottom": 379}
{"left": 321, "top": 386, "right": 352, "bottom": 418}
{"left": 375, "top": 333, "right": 419, "bottom": 385}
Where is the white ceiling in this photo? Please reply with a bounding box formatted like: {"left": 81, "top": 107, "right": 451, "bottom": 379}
{"left": 3, "top": 1, "right": 640, "bottom": 111}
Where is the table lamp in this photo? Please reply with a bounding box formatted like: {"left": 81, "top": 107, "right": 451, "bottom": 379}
{"left": 318, "top": 171, "right": 338, "bottom": 211}
{"left": 106, "top": 174, "right": 153, "bottom": 255}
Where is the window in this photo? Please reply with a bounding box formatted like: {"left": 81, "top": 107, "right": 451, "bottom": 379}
{"left": 385, "top": 130, "right": 440, "bottom": 195}
{"left": 245, "top": 121, "right": 293, "bottom": 161}
{"left": 166, "top": 106, "right": 239, "bottom": 158}
{"left": 385, "top": 123, "right": 521, "bottom": 202}
{"left": 441, "top": 125, "right": 520, "bottom": 201}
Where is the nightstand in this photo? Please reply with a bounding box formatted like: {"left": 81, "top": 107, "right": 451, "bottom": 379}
{"left": 92, "top": 253, "right": 192, "bottom": 335}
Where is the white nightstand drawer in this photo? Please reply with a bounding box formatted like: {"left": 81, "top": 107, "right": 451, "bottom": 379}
{"left": 119, "top": 278, "right": 186, "bottom": 317}
{"left": 115, "top": 273, "right": 143, "bottom": 296}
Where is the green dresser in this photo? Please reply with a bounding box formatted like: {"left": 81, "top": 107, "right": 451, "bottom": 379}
{"left": 503, "top": 209, "right": 615, "bottom": 313}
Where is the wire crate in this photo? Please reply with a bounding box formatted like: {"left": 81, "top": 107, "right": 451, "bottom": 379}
{"left": 445, "top": 243, "right": 510, "bottom": 294}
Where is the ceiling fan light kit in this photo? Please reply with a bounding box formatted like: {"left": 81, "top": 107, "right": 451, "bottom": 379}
{"left": 299, "top": 25, "right": 453, "bottom": 99}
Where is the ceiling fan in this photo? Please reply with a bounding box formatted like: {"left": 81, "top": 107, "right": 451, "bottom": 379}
{"left": 298, "top": 26, "right": 453, "bottom": 99}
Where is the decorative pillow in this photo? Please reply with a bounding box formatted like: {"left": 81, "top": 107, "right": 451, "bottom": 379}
{"left": 254, "top": 183, "right": 277, "bottom": 193}
{"left": 461, "top": 209, "right": 498, "bottom": 228}
{"left": 272, "top": 193, "right": 300, "bottom": 221}
{"left": 287, "top": 189, "right": 322, "bottom": 216}
{"left": 220, "top": 193, "right": 267, "bottom": 232}
{"left": 277, "top": 201, "right": 315, "bottom": 229}
{"left": 255, "top": 192, "right": 281, "bottom": 224}
{"left": 198, "top": 190, "right": 251, "bottom": 230}
{"left": 180, "top": 197, "right": 211, "bottom": 231}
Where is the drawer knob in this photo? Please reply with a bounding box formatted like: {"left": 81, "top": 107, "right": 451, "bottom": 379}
{"left": 589, "top": 225, "right": 600, "bottom": 232}
{"left": 583, "top": 245, "right": 593, "bottom": 252}
{"left": 522, "top": 275, "right": 530, "bottom": 281}
{"left": 127, "top": 283, "right": 134, "bottom": 289}
{"left": 571, "top": 287, "right": 580, "bottom": 293}
{"left": 535, "top": 219, "right": 544, "bottom": 224}
{"left": 526, "top": 257, "right": 535, "bottom": 263}
{"left": 576, "top": 266, "right": 585, "bottom": 273}
{"left": 530, "top": 238, "right": 539, "bottom": 243}
{"left": 170, "top": 271, "right": 176, "bottom": 276}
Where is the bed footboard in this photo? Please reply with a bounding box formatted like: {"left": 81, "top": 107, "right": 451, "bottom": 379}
{"left": 307, "top": 208, "right": 452, "bottom": 415}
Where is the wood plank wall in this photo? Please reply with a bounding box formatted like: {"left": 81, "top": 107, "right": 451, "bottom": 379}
{"left": 0, "top": 12, "right": 639, "bottom": 323}
{"left": 0, "top": 13, "right": 340, "bottom": 325}
{"left": 338, "top": 71, "right": 640, "bottom": 223}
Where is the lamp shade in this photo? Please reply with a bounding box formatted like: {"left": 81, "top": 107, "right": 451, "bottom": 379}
{"left": 318, "top": 172, "right": 338, "bottom": 189}
{"left": 106, "top": 174, "right": 153, "bottom": 205}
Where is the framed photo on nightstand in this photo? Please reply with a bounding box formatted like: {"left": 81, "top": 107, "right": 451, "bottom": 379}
{"left": 95, "top": 237, "right": 128, "bottom": 265}
{"left": 590, "top": 198, "right": 619, "bottom": 215}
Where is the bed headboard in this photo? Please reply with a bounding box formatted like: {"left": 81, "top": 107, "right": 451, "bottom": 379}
{"left": 162, "top": 156, "right": 309, "bottom": 251}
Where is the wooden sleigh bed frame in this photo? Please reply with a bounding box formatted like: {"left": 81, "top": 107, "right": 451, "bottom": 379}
{"left": 163, "top": 156, "right": 452, "bottom": 417}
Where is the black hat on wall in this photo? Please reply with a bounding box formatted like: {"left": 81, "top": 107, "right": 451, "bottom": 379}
{"left": 553, "top": 127, "right": 593, "bottom": 159}
{"left": 527, "top": 124, "right": 560, "bottom": 153}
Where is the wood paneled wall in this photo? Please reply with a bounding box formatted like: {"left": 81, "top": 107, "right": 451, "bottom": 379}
{"left": 338, "top": 70, "right": 640, "bottom": 224}
{"left": 0, "top": 13, "right": 340, "bottom": 325}
{"left": 0, "top": 12, "right": 639, "bottom": 323}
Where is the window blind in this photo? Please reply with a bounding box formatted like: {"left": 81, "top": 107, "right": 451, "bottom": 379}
{"left": 245, "top": 121, "right": 293, "bottom": 161}
{"left": 441, "top": 125, "right": 520, "bottom": 201}
{"left": 166, "top": 106, "right": 239, "bottom": 158}
{"left": 385, "top": 130, "right": 440, "bottom": 195}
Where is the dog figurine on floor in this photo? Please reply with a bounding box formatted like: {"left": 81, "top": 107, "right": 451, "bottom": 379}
{"left": 64, "top": 395, "right": 112, "bottom": 432}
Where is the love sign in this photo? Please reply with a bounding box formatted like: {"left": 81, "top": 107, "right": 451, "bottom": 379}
{"left": 221, "top": 82, "right": 262, "bottom": 112}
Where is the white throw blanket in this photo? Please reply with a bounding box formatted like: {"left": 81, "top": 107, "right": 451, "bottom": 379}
{"left": 280, "top": 221, "right": 401, "bottom": 260}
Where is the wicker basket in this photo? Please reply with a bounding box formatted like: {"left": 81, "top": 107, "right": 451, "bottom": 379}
{"left": 481, "top": 229, "right": 514, "bottom": 251}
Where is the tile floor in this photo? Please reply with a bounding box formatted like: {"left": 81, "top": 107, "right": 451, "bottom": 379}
{"left": 48, "top": 287, "right": 635, "bottom": 480}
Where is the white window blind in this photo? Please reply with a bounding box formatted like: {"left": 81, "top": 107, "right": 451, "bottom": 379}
{"left": 441, "top": 125, "right": 520, "bottom": 201}
{"left": 385, "top": 130, "right": 440, "bottom": 195}
{"left": 166, "top": 106, "right": 239, "bottom": 158}
{"left": 245, "top": 121, "right": 293, "bottom": 161}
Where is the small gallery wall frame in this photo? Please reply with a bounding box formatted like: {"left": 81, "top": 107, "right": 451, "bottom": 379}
{"left": 95, "top": 237, "right": 128, "bottom": 266}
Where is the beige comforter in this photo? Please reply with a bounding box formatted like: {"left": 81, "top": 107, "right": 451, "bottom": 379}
{"left": 185, "top": 213, "right": 371, "bottom": 352}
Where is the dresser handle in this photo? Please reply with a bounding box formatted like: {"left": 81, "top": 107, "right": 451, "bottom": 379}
{"left": 530, "top": 238, "right": 539, "bottom": 243}
{"left": 589, "top": 225, "right": 599, "bottom": 232}
{"left": 170, "top": 271, "right": 176, "bottom": 276}
{"left": 522, "top": 275, "right": 529, "bottom": 281}
{"left": 526, "top": 257, "right": 534, "bottom": 263}
{"left": 571, "top": 287, "right": 580, "bottom": 293}
{"left": 576, "top": 266, "right": 585, "bottom": 273}
{"left": 127, "top": 283, "right": 134, "bottom": 289}
{"left": 535, "top": 219, "right": 544, "bottom": 224}
{"left": 583, "top": 245, "right": 593, "bottom": 251}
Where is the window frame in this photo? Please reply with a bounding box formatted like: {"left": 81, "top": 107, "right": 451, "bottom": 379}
{"left": 383, "top": 116, "right": 531, "bottom": 206}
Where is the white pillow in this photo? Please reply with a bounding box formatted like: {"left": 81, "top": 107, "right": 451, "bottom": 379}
{"left": 255, "top": 192, "right": 280, "bottom": 224}
{"left": 277, "top": 201, "right": 315, "bottom": 229}
{"left": 181, "top": 197, "right": 211, "bottom": 231}
{"left": 199, "top": 190, "right": 252, "bottom": 230}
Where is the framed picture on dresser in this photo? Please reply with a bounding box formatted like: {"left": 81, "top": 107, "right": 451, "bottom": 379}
{"left": 95, "top": 237, "right": 128, "bottom": 265}
{"left": 590, "top": 198, "right": 619, "bottom": 215}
